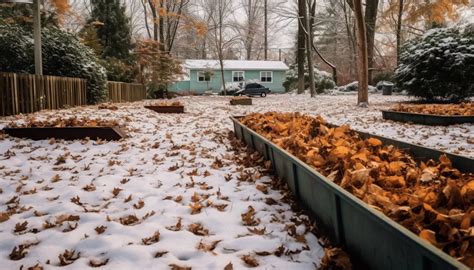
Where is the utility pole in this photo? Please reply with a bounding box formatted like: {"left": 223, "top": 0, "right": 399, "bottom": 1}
{"left": 0, "top": 0, "right": 43, "bottom": 75}
{"left": 279, "top": 49, "right": 281, "bottom": 61}
{"left": 33, "top": 0, "right": 43, "bottom": 75}
{"left": 264, "top": 0, "right": 268, "bottom": 60}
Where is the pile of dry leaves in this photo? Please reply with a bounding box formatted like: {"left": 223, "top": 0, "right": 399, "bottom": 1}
{"left": 7, "top": 117, "right": 120, "bottom": 128}
{"left": 241, "top": 112, "right": 474, "bottom": 267}
{"left": 392, "top": 103, "right": 474, "bottom": 116}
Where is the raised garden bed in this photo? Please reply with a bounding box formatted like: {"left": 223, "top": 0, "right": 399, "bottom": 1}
{"left": 145, "top": 102, "right": 184, "bottom": 114}
{"left": 98, "top": 103, "right": 119, "bottom": 110}
{"left": 231, "top": 113, "right": 473, "bottom": 270}
{"left": 3, "top": 117, "right": 125, "bottom": 141}
{"left": 230, "top": 97, "right": 252, "bottom": 106}
{"left": 3, "top": 127, "right": 125, "bottom": 141}
{"left": 382, "top": 103, "right": 474, "bottom": 126}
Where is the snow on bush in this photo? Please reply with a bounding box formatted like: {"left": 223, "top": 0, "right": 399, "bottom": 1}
{"left": 0, "top": 24, "right": 107, "bottom": 104}
{"left": 0, "top": 24, "right": 32, "bottom": 73}
{"left": 395, "top": 24, "right": 474, "bottom": 101}
{"left": 283, "top": 64, "right": 336, "bottom": 93}
{"left": 220, "top": 82, "right": 243, "bottom": 93}
{"left": 335, "top": 81, "right": 377, "bottom": 93}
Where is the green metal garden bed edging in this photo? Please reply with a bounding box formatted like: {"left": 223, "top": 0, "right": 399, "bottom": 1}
{"left": 231, "top": 116, "right": 471, "bottom": 270}
{"left": 3, "top": 127, "right": 126, "bottom": 141}
{"left": 382, "top": 110, "right": 474, "bottom": 126}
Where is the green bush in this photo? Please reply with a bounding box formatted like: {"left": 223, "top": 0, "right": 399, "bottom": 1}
{"left": 372, "top": 71, "right": 394, "bottom": 85}
{"left": 42, "top": 28, "right": 107, "bottom": 104}
{"left": 0, "top": 24, "right": 107, "bottom": 104}
{"left": 0, "top": 24, "right": 32, "bottom": 73}
{"left": 395, "top": 24, "right": 474, "bottom": 101}
{"left": 283, "top": 64, "right": 336, "bottom": 93}
{"left": 101, "top": 57, "right": 138, "bottom": 83}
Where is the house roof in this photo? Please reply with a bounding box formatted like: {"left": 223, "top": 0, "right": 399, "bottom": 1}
{"left": 183, "top": 59, "right": 289, "bottom": 71}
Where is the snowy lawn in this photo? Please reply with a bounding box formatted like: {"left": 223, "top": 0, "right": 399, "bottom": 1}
{"left": 0, "top": 93, "right": 472, "bottom": 270}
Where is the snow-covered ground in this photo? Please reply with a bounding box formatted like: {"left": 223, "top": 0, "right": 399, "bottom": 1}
{"left": 0, "top": 93, "right": 472, "bottom": 270}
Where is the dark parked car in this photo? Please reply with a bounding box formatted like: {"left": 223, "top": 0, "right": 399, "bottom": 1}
{"left": 235, "top": 83, "right": 271, "bottom": 97}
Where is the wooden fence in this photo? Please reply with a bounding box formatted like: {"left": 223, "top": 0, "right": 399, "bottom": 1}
{"left": 107, "top": 81, "right": 146, "bottom": 103}
{"left": 0, "top": 72, "right": 87, "bottom": 116}
{"left": 0, "top": 73, "right": 147, "bottom": 117}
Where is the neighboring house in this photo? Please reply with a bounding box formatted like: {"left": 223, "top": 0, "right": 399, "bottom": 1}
{"left": 169, "top": 60, "right": 289, "bottom": 94}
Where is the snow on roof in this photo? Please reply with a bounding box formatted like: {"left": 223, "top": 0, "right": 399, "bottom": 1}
{"left": 183, "top": 59, "right": 289, "bottom": 71}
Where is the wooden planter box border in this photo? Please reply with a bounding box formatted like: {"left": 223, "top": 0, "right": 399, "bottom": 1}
{"left": 382, "top": 110, "right": 474, "bottom": 126}
{"left": 3, "top": 126, "right": 126, "bottom": 141}
{"left": 230, "top": 98, "right": 252, "bottom": 106}
{"left": 144, "top": 105, "right": 185, "bottom": 114}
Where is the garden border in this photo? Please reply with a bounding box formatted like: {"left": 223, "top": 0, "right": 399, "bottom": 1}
{"left": 382, "top": 110, "right": 474, "bottom": 126}
{"left": 144, "top": 105, "right": 185, "bottom": 114}
{"left": 3, "top": 127, "right": 126, "bottom": 141}
{"left": 231, "top": 115, "right": 472, "bottom": 270}
{"left": 230, "top": 98, "right": 252, "bottom": 106}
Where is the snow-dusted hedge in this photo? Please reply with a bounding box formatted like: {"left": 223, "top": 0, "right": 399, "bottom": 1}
{"left": 0, "top": 24, "right": 32, "bottom": 73}
{"left": 395, "top": 24, "right": 474, "bottom": 101}
{"left": 283, "top": 64, "right": 336, "bottom": 93}
{"left": 0, "top": 24, "right": 107, "bottom": 104}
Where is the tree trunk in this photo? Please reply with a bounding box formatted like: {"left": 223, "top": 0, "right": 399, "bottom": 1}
{"left": 297, "top": 0, "right": 306, "bottom": 94}
{"left": 264, "top": 0, "right": 268, "bottom": 60}
{"left": 219, "top": 56, "right": 226, "bottom": 95}
{"left": 353, "top": 0, "right": 369, "bottom": 105}
{"left": 201, "top": 39, "right": 207, "bottom": 59}
{"left": 246, "top": 0, "right": 253, "bottom": 60}
{"left": 305, "top": 0, "right": 316, "bottom": 97}
{"left": 148, "top": 0, "right": 158, "bottom": 41}
{"left": 142, "top": 0, "right": 152, "bottom": 39}
{"left": 218, "top": 11, "right": 226, "bottom": 95}
{"left": 365, "top": 0, "right": 379, "bottom": 85}
{"left": 158, "top": 1, "right": 165, "bottom": 50}
{"left": 343, "top": 0, "right": 356, "bottom": 81}
{"left": 396, "top": 0, "right": 404, "bottom": 65}
{"left": 308, "top": 0, "right": 338, "bottom": 86}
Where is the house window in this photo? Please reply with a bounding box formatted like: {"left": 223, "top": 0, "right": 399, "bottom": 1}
{"left": 260, "top": 71, "right": 273, "bottom": 82}
{"left": 232, "top": 71, "right": 245, "bottom": 82}
{"left": 197, "top": 71, "right": 211, "bottom": 82}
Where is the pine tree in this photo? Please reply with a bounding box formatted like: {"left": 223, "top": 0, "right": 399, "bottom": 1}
{"left": 88, "top": 0, "right": 132, "bottom": 60}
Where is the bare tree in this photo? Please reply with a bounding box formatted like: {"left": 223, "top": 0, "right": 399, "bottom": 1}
{"left": 237, "top": 0, "right": 264, "bottom": 60}
{"left": 62, "top": 0, "right": 91, "bottom": 33}
{"left": 202, "top": 0, "right": 238, "bottom": 95}
{"left": 365, "top": 0, "right": 379, "bottom": 84}
{"left": 127, "top": 0, "right": 147, "bottom": 40}
{"left": 264, "top": 0, "right": 268, "bottom": 60}
{"left": 145, "top": 0, "right": 189, "bottom": 52}
{"left": 297, "top": 0, "right": 306, "bottom": 94}
{"left": 352, "top": 0, "right": 369, "bottom": 105}
{"left": 341, "top": 0, "right": 357, "bottom": 80}
{"left": 304, "top": 0, "right": 316, "bottom": 97}
{"left": 396, "top": 0, "right": 405, "bottom": 65}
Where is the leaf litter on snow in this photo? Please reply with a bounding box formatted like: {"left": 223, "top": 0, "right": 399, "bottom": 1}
{"left": 1, "top": 93, "right": 470, "bottom": 269}
{"left": 0, "top": 98, "right": 326, "bottom": 269}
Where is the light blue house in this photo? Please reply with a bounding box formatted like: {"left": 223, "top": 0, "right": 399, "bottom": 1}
{"left": 169, "top": 60, "right": 289, "bottom": 94}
